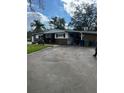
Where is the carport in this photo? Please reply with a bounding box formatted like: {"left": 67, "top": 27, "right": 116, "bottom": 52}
{"left": 67, "top": 31, "right": 97, "bottom": 47}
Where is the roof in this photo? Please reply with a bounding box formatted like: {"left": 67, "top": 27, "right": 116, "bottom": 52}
{"left": 32, "top": 29, "right": 97, "bottom": 35}
{"left": 44, "top": 29, "right": 65, "bottom": 34}
{"left": 69, "top": 31, "right": 97, "bottom": 34}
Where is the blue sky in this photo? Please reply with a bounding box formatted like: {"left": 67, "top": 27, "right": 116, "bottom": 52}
{"left": 27, "top": 0, "right": 95, "bottom": 31}
{"left": 27, "top": 0, "right": 71, "bottom": 23}
{"left": 43, "top": 0, "right": 71, "bottom": 23}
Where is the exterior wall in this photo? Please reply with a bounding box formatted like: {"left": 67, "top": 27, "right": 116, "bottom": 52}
{"left": 84, "top": 34, "right": 97, "bottom": 41}
{"left": 55, "top": 39, "right": 67, "bottom": 45}
{"left": 83, "top": 34, "right": 97, "bottom": 47}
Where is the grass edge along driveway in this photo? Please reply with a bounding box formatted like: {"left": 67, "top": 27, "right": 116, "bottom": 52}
{"left": 27, "top": 44, "right": 50, "bottom": 54}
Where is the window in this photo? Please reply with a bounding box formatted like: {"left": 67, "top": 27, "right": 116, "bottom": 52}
{"left": 56, "top": 33, "right": 65, "bottom": 38}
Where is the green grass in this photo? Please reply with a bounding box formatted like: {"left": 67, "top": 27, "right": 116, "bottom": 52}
{"left": 27, "top": 44, "right": 50, "bottom": 54}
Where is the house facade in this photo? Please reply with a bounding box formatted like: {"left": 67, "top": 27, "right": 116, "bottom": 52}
{"left": 32, "top": 29, "right": 97, "bottom": 47}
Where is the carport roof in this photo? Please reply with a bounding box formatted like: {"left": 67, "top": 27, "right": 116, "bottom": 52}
{"left": 67, "top": 30, "right": 97, "bottom": 34}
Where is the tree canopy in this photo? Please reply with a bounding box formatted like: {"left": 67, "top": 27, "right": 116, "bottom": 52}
{"left": 30, "top": 20, "right": 46, "bottom": 32}
{"left": 69, "top": 2, "right": 97, "bottom": 31}
{"left": 49, "top": 17, "right": 65, "bottom": 30}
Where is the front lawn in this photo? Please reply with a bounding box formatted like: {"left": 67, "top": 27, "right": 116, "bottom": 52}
{"left": 27, "top": 44, "right": 50, "bottom": 54}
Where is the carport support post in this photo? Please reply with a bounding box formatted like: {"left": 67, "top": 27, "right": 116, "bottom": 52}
{"left": 32, "top": 36, "right": 34, "bottom": 43}
{"left": 80, "top": 33, "right": 84, "bottom": 46}
{"left": 81, "top": 33, "right": 82, "bottom": 40}
{"left": 81, "top": 33, "right": 84, "bottom": 40}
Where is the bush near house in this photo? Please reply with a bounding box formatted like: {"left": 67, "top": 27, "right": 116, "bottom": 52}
{"left": 27, "top": 44, "right": 49, "bottom": 54}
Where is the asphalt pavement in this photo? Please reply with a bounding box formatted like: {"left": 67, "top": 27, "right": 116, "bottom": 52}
{"left": 27, "top": 46, "right": 97, "bottom": 93}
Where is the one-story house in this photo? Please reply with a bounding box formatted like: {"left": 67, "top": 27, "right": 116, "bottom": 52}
{"left": 31, "top": 29, "right": 97, "bottom": 47}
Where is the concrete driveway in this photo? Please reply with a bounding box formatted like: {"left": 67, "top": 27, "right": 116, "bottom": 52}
{"left": 27, "top": 46, "right": 97, "bottom": 93}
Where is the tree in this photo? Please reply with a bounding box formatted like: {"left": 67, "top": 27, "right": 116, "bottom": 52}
{"left": 49, "top": 17, "right": 65, "bottom": 30}
{"left": 69, "top": 3, "right": 97, "bottom": 31}
{"left": 30, "top": 20, "right": 46, "bottom": 33}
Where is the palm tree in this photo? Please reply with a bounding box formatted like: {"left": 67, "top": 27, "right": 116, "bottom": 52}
{"left": 30, "top": 20, "right": 45, "bottom": 33}
{"left": 49, "top": 17, "right": 65, "bottom": 30}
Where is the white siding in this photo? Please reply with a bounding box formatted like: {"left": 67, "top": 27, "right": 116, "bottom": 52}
{"left": 32, "top": 36, "right": 34, "bottom": 42}
{"left": 36, "top": 35, "right": 39, "bottom": 39}
{"left": 65, "top": 32, "right": 68, "bottom": 38}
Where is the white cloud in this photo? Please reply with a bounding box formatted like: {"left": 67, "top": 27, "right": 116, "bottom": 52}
{"left": 27, "top": 2, "right": 29, "bottom": 7}
{"left": 27, "top": 12, "right": 49, "bottom": 22}
{"left": 61, "top": 0, "right": 95, "bottom": 17}
{"left": 27, "top": 12, "right": 50, "bottom": 31}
